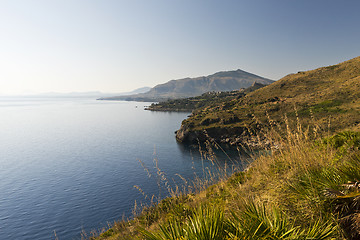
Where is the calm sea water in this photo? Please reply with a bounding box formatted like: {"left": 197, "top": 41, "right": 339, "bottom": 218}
{"left": 0, "top": 98, "right": 245, "bottom": 240}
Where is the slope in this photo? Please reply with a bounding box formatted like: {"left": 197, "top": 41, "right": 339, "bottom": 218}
{"left": 176, "top": 56, "right": 360, "bottom": 145}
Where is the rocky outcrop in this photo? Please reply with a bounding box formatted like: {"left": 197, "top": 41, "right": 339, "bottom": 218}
{"left": 175, "top": 123, "right": 200, "bottom": 143}
{"left": 175, "top": 122, "right": 270, "bottom": 148}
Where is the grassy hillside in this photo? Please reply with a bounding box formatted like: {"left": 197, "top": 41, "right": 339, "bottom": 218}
{"left": 176, "top": 56, "right": 360, "bottom": 145}
{"left": 88, "top": 57, "right": 360, "bottom": 240}
{"left": 91, "top": 127, "right": 360, "bottom": 240}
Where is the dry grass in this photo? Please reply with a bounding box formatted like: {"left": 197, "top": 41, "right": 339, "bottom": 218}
{"left": 89, "top": 115, "right": 360, "bottom": 239}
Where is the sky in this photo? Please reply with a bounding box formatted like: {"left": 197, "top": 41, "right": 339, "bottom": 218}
{"left": 1, "top": 0, "right": 360, "bottom": 95}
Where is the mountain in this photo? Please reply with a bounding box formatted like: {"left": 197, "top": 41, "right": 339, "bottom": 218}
{"left": 99, "top": 69, "right": 273, "bottom": 101}
{"left": 176, "top": 56, "right": 360, "bottom": 145}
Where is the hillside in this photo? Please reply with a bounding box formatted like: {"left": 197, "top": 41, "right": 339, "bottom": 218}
{"left": 176, "top": 56, "right": 360, "bottom": 145}
{"left": 99, "top": 69, "right": 273, "bottom": 101}
{"left": 145, "top": 82, "right": 267, "bottom": 112}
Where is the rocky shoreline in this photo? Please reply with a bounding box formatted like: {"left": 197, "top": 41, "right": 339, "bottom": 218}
{"left": 175, "top": 122, "right": 271, "bottom": 149}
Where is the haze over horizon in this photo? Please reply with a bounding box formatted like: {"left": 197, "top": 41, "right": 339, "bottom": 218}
{"left": 1, "top": 0, "right": 360, "bottom": 95}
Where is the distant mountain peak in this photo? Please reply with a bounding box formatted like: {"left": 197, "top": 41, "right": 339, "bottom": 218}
{"left": 100, "top": 69, "right": 273, "bottom": 101}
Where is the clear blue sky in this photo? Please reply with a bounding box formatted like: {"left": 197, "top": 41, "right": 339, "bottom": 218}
{"left": 1, "top": 0, "right": 360, "bottom": 95}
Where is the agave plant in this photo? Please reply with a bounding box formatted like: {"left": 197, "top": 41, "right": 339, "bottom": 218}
{"left": 185, "top": 206, "right": 227, "bottom": 240}
{"left": 140, "top": 219, "right": 185, "bottom": 240}
{"left": 140, "top": 205, "right": 226, "bottom": 240}
{"left": 226, "top": 200, "right": 298, "bottom": 240}
{"left": 226, "top": 199, "right": 336, "bottom": 240}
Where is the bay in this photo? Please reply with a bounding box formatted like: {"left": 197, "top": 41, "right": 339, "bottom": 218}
{"left": 0, "top": 98, "right": 245, "bottom": 240}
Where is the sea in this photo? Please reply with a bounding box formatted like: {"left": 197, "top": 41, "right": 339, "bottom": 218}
{"left": 0, "top": 98, "right": 246, "bottom": 240}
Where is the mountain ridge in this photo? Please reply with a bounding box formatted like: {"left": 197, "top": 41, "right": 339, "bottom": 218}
{"left": 99, "top": 69, "right": 273, "bottom": 101}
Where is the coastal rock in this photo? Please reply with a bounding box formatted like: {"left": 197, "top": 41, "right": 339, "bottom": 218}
{"left": 175, "top": 125, "right": 202, "bottom": 143}
{"left": 176, "top": 123, "right": 247, "bottom": 145}
{"left": 176, "top": 121, "right": 273, "bottom": 149}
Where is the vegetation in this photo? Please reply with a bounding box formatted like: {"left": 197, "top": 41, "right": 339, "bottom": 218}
{"left": 87, "top": 56, "right": 360, "bottom": 239}
{"left": 88, "top": 121, "right": 360, "bottom": 239}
